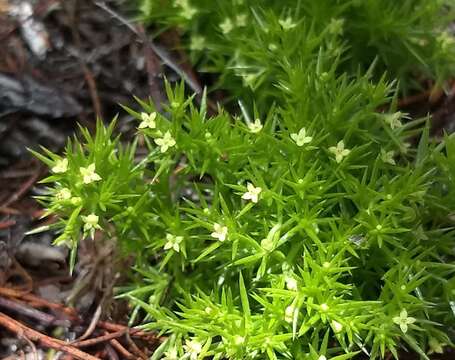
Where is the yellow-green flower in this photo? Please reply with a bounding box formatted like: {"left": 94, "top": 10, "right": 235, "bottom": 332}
{"left": 248, "top": 119, "right": 263, "bottom": 133}
{"left": 393, "top": 309, "right": 416, "bottom": 333}
{"left": 155, "top": 131, "right": 176, "bottom": 153}
{"left": 329, "top": 140, "right": 350, "bottom": 163}
{"left": 290, "top": 128, "right": 312, "bottom": 146}
{"left": 56, "top": 188, "right": 71, "bottom": 200}
{"left": 242, "top": 182, "right": 262, "bottom": 203}
{"left": 211, "top": 223, "right": 228, "bottom": 242}
{"left": 80, "top": 163, "right": 101, "bottom": 184}
{"left": 138, "top": 112, "right": 157, "bottom": 129}
{"left": 220, "top": 18, "right": 234, "bottom": 34}
{"left": 82, "top": 213, "right": 101, "bottom": 239}
{"left": 52, "top": 158, "right": 68, "bottom": 174}
{"left": 164, "top": 233, "right": 184, "bottom": 252}
{"left": 279, "top": 17, "right": 297, "bottom": 30}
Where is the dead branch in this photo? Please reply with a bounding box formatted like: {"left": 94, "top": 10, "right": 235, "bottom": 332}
{"left": 0, "top": 311, "right": 101, "bottom": 360}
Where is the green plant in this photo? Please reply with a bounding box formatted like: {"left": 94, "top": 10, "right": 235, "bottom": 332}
{"left": 34, "top": 74, "right": 455, "bottom": 358}
{"left": 31, "top": 1, "right": 455, "bottom": 359}
{"left": 138, "top": 0, "right": 455, "bottom": 105}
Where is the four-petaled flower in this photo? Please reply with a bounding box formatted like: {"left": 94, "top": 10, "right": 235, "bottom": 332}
{"left": 164, "top": 233, "right": 183, "bottom": 252}
{"left": 183, "top": 339, "right": 203, "bottom": 360}
{"left": 138, "top": 112, "right": 157, "bottom": 129}
{"left": 52, "top": 158, "right": 68, "bottom": 173}
{"left": 80, "top": 163, "right": 101, "bottom": 184}
{"left": 279, "top": 17, "right": 297, "bottom": 30}
{"left": 211, "top": 223, "right": 228, "bottom": 242}
{"left": 190, "top": 35, "right": 206, "bottom": 51}
{"left": 220, "top": 18, "right": 234, "bottom": 34}
{"left": 155, "top": 131, "right": 176, "bottom": 153}
{"left": 242, "top": 182, "right": 262, "bottom": 203}
{"left": 290, "top": 127, "right": 312, "bottom": 146}
{"left": 393, "top": 309, "right": 416, "bottom": 333}
{"left": 175, "top": 0, "right": 197, "bottom": 20}
{"left": 248, "top": 119, "right": 263, "bottom": 133}
{"left": 329, "top": 140, "right": 350, "bottom": 163}
{"left": 82, "top": 213, "right": 101, "bottom": 239}
{"left": 381, "top": 149, "right": 396, "bottom": 165}
{"left": 384, "top": 112, "right": 403, "bottom": 129}
{"left": 56, "top": 188, "right": 71, "bottom": 200}
{"left": 236, "top": 14, "right": 247, "bottom": 27}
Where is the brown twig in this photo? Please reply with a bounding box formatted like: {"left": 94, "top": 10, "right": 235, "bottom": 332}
{"left": 0, "top": 287, "right": 79, "bottom": 318}
{"left": 105, "top": 343, "right": 120, "bottom": 360}
{"left": 108, "top": 337, "right": 135, "bottom": 360}
{"left": 73, "top": 328, "right": 128, "bottom": 348}
{"left": 125, "top": 331, "right": 148, "bottom": 360}
{"left": 0, "top": 219, "right": 16, "bottom": 229}
{"left": 0, "top": 207, "right": 21, "bottom": 215}
{"left": 0, "top": 287, "right": 158, "bottom": 341}
{"left": 0, "top": 311, "right": 100, "bottom": 360}
{"left": 0, "top": 169, "right": 41, "bottom": 208}
{"left": 0, "top": 296, "right": 64, "bottom": 326}
{"left": 71, "top": 303, "right": 102, "bottom": 343}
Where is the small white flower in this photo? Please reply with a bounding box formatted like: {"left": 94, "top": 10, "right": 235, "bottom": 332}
{"left": 211, "top": 223, "right": 228, "bottom": 242}
{"left": 82, "top": 213, "right": 101, "bottom": 239}
{"left": 235, "top": 13, "right": 247, "bottom": 27}
{"left": 52, "top": 158, "right": 68, "bottom": 173}
{"left": 393, "top": 309, "right": 416, "bottom": 333}
{"left": 381, "top": 149, "right": 396, "bottom": 165}
{"left": 175, "top": 0, "right": 197, "bottom": 19}
{"left": 80, "top": 163, "right": 101, "bottom": 184}
{"left": 248, "top": 119, "right": 263, "bottom": 133}
{"left": 190, "top": 35, "right": 206, "bottom": 51}
{"left": 220, "top": 18, "right": 234, "bottom": 34}
{"left": 290, "top": 127, "right": 312, "bottom": 146}
{"left": 164, "top": 233, "right": 183, "bottom": 252}
{"left": 285, "top": 305, "right": 297, "bottom": 323}
{"left": 155, "top": 131, "right": 176, "bottom": 153}
{"left": 384, "top": 112, "right": 403, "bottom": 129}
{"left": 183, "top": 339, "right": 202, "bottom": 360}
{"left": 285, "top": 277, "right": 298, "bottom": 291}
{"left": 331, "top": 320, "right": 343, "bottom": 333}
{"left": 328, "top": 18, "right": 344, "bottom": 35}
{"left": 181, "top": 5, "right": 197, "bottom": 19}
{"left": 56, "top": 188, "right": 71, "bottom": 200}
{"left": 138, "top": 112, "right": 157, "bottom": 129}
{"left": 241, "top": 182, "right": 262, "bottom": 203}
{"left": 318, "top": 355, "right": 327, "bottom": 360}
{"left": 278, "top": 17, "right": 297, "bottom": 31}
{"left": 329, "top": 140, "right": 350, "bottom": 163}
{"left": 162, "top": 347, "right": 178, "bottom": 360}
